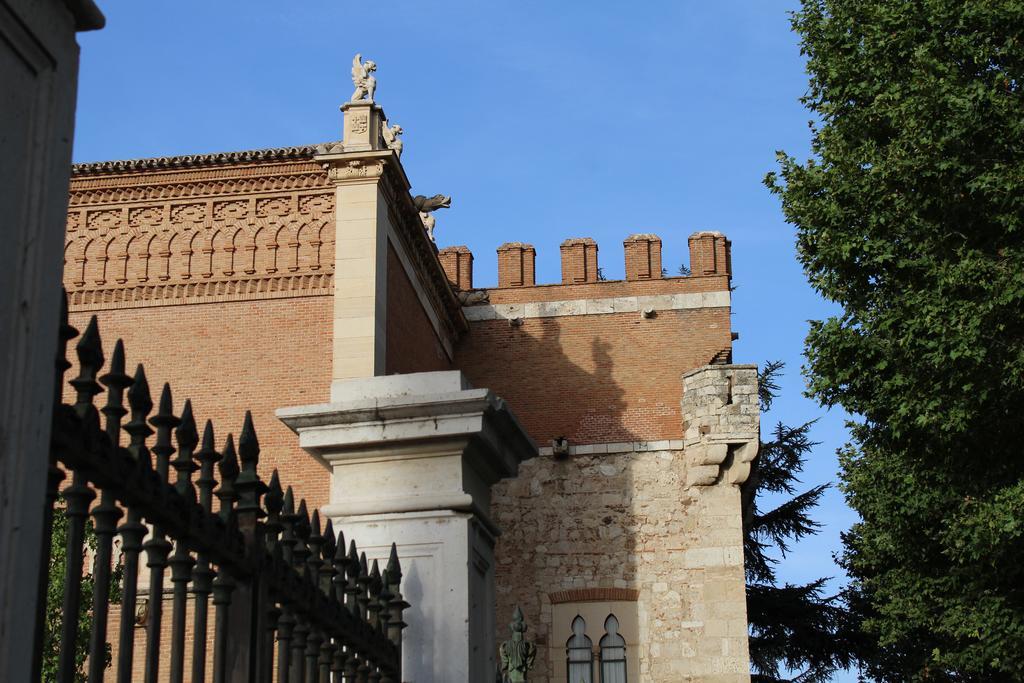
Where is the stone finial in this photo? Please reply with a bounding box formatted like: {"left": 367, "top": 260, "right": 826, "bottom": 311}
{"left": 681, "top": 364, "right": 759, "bottom": 486}
{"left": 350, "top": 53, "right": 377, "bottom": 102}
{"left": 688, "top": 231, "right": 731, "bottom": 278}
{"left": 624, "top": 233, "right": 663, "bottom": 281}
{"left": 559, "top": 238, "right": 599, "bottom": 284}
{"left": 497, "top": 242, "right": 536, "bottom": 288}
{"left": 499, "top": 606, "right": 536, "bottom": 682}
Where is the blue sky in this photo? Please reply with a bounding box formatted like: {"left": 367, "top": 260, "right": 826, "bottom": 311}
{"left": 75, "top": 2, "right": 858, "bottom": 678}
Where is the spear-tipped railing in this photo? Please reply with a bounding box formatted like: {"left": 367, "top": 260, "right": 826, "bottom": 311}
{"left": 38, "top": 299, "right": 406, "bottom": 682}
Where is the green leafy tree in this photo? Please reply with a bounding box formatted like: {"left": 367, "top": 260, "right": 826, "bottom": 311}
{"left": 744, "top": 361, "right": 858, "bottom": 682}
{"left": 42, "top": 503, "right": 121, "bottom": 682}
{"left": 766, "top": 2, "right": 1024, "bottom": 679}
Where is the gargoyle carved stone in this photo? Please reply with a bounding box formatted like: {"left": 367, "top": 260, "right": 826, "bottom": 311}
{"left": 457, "top": 289, "right": 490, "bottom": 306}
{"left": 412, "top": 194, "right": 451, "bottom": 243}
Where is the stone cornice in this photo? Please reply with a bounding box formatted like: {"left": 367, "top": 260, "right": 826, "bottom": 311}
{"left": 464, "top": 290, "right": 731, "bottom": 322}
{"left": 66, "top": 273, "right": 333, "bottom": 312}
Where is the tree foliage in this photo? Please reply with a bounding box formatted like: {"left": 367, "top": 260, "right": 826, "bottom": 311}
{"left": 743, "top": 362, "right": 858, "bottom": 682}
{"left": 42, "top": 503, "right": 121, "bottom": 682}
{"left": 766, "top": 1, "right": 1024, "bottom": 679}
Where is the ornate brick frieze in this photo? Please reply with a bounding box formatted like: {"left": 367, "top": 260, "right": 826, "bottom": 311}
{"left": 65, "top": 162, "right": 336, "bottom": 310}
{"left": 68, "top": 168, "right": 330, "bottom": 206}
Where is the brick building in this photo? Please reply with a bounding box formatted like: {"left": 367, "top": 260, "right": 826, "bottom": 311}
{"left": 63, "top": 94, "right": 758, "bottom": 681}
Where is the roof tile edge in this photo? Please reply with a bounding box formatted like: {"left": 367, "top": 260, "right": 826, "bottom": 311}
{"left": 70, "top": 142, "right": 340, "bottom": 176}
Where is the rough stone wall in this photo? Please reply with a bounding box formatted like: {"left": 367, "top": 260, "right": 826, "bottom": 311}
{"left": 385, "top": 243, "right": 452, "bottom": 374}
{"left": 494, "top": 447, "right": 749, "bottom": 682}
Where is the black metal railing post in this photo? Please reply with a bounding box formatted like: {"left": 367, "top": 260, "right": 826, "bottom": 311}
{"left": 37, "top": 309, "right": 405, "bottom": 683}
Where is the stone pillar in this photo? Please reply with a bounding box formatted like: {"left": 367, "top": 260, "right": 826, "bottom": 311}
{"left": 317, "top": 103, "right": 413, "bottom": 382}
{"left": 623, "top": 233, "right": 663, "bottom": 280}
{"left": 278, "top": 371, "right": 537, "bottom": 682}
{"left": 688, "top": 230, "right": 732, "bottom": 277}
{"left": 0, "top": 2, "right": 103, "bottom": 681}
{"left": 679, "top": 364, "right": 758, "bottom": 681}
{"left": 438, "top": 245, "right": 473, "bottom": 290}
{"left": 559, "top": 237, "right": 599, "bottom": 284}
{"left": 496, "top": 242, "right": 536, "bottom": 288}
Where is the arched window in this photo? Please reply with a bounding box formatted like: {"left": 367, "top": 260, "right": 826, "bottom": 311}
{"left": 566, "top": 615, "right": 593, "bottom": 683}
{"left": 599, "top": 614, "right": 627, "bottom": 683}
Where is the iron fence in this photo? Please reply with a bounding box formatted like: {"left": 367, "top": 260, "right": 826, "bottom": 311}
{"left": 36, "top": 295, "right": 406, "bottom": 682}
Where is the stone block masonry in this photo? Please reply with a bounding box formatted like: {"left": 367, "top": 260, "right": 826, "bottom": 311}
{"left": 495, "top": 446, "right": 751, "bottom": 682}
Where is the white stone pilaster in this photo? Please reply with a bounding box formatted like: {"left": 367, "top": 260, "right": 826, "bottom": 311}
{"left": 278, "top": 371, "right": 537, "bottom": 682}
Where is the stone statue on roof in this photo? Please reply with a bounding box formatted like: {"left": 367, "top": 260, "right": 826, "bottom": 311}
{"left": 413, "top": 194, "right": 451, "bottom": 243}
{"left": 350, "top": 53, "right": 377, "bottom": 101}
{"left": 382, "top": 120, "right": 403, "bottom": 156}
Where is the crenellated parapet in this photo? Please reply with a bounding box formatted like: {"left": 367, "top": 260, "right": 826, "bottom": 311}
{"left": 438, "top": 231, "right": 732, "bottom": 292}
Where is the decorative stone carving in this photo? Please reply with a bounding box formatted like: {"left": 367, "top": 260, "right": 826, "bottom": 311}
{"left": 499, "top": 606, "right": 537, "bottom": 683}
{"left": 324, "top": 159, "right": 386, "bottom": 181}
{"left": 382, "top": 120, "right": 403, "bottom": 156}
{"left": 350, "top": 53, "right": 377, "bottom": 102}
{"left": 349, "top": 113, "right": 368, "bottom": 134}
{"left": 412, "top": 193, "right": 451, "bottom": 242}
{"left": 457, "top": 289, "right": 489, "bottom": 306}
{"left": 681, "top": 364, "right": 759, "bottom": 487}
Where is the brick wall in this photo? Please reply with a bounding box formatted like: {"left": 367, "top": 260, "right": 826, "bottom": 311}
{"left": 456, "top": 307, "right": 731, "bottom": 445}
{"left": 66, "top": 295, "right": 333, "bottom": 511}
{"left": 386, "top": 242, "right": 453, "bottom": 374}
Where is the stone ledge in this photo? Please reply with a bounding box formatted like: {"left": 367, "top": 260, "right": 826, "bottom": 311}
{"left": 537, "top": 439, "right": 684, "bottom": 456}
{"left": 464, "top": 290, "right": 730, "bottom": 321}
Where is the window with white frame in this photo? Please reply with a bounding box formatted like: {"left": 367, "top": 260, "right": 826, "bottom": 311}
{"left": 566, "top": 615, "right": 594, "bottom": 683}
{"left": 551, "top": 598, "right": 638, "bottom": 683}
{"left": 565, "top": 613, "right": 629, "bottom": 683}
{"left": 599, "top": 614, "right": 627, "bottom": 683}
